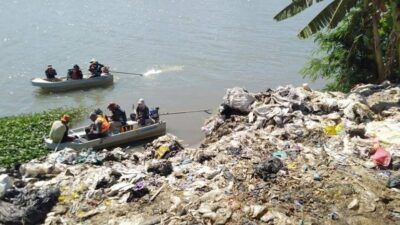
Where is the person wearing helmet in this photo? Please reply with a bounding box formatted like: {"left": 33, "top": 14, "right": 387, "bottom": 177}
{"left": 88, "top": 58, "right": 104, "bottom": 78}
{"left": 85, "top": 112, "right": 110, "bottom": 140}
{"left": 49, "top": 115, "right": 75, "bottom": 143}
{"left": 136, "top": 98, "right": 150, "bottom": 126}
{"left": 45, "top": 65, "right": 58, "bottom": 80}
{"left": 107, "top": 103, "right": 127, "bottom": 132}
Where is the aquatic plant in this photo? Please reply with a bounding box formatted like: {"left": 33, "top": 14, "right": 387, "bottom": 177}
{"left": 0, "top": 108, "right": 87, "bottom": 168}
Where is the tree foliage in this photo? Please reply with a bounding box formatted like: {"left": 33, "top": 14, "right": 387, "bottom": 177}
{"left": 301, "top": 7, "right": 399, "bottom": 92}
{"left": 275, "top": 0, "right": 400, "bottom": 91}
{"left": 275, "top": 0, "right": 360, "bottom": 38}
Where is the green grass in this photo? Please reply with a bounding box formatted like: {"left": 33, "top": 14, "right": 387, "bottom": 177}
{"left": 0, "top": 108, "right": 87, "bottom": 168}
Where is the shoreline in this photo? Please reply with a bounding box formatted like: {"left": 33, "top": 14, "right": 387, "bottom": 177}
{"left": 1, "top": 82, "right": 400, "bottom": 224}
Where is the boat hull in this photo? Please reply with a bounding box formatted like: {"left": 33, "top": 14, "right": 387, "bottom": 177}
{"left": 45, "top": 121, "right": 166, "bottom": 150}
{"left": 31, "top": 75, "right": 114, "bottom": 92}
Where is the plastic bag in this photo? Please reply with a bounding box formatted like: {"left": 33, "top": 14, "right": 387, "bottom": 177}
{"left": 223, "top": 87, "right": 255, "bottom": 113}
{"left": 0, "top": 187, "right": 60, "bottom": 225}
{"left": 366, "top": 120, "right": 400, "bottom": 145}
{"left": 155, "top": 145, "right": 170, "bottom": 159}
{"left": 0, "top": 174, "right": 12, "bottom": 198}
{"left": 371, "top": 147, "right": 391, "bottom": 167}
{"left": 323, "top": 124, "right": 344, "bottom": 136}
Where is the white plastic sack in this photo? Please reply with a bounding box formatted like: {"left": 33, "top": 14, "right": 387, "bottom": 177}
{"left": 0, "top": 174, "right": 12, "bottom": 198}
{"left": 366, "top": 120, "right": 400, "bottom": 145}
{"left": 223, "top": 87, "right": 255, "bottom": 113}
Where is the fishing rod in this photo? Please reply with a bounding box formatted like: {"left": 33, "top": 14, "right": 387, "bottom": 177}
{"left": 110, "top": 71, "right": 144, "bottom": 76}
{"left": 160, "top": 109, "right": 212, "bottom": 116}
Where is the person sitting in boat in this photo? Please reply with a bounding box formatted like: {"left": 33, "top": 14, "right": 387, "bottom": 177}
{"left": 67, "top": 64, "right": 83, "bottom": 80}
{"left": 88, "top": 58, "right": 104, "bottom": 78}
{"left": 49, "top": 114, "right": 75, "bottom": 143}
{"left": 130, "top": 104, "right": 137, "bottom": 121}
{"left": 101, "top": 66, "right": 110, "bottom": 76}
{"left": 94, "top": 108, "right": 106, "bottom": 117}
{"left": 45, "top": 65, "right": 58, "bottom": 80}
{"left": 136, "top": 98, "right": 151, "bottom": 126}
{"left": 85, "top": 112, "right": 110, "bottom": 140}
{"left": 107, "top": 102, "right": 127, "bottom": 132}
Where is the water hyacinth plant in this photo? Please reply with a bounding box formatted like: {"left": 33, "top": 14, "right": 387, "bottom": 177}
{"left": 0, "top": 107, "right": 87, "bottom": 168}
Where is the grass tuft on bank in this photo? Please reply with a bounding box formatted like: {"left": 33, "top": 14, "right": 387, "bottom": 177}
{"left": 0, "top": 107, "right": 87, "bottom": 168}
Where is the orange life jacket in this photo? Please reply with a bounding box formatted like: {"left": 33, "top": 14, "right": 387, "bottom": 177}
{"left": 96, "top": 115, "right": 110, "bottom": 134}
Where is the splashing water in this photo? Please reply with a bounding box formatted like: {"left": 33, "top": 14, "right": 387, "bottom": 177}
{"left": 143, "top": 69, "right": 162, "bottom": 76}
{"left": 143, "top": 65, "right": 184, "bottom": 77}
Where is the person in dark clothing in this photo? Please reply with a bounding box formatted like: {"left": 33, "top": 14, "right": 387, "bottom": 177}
{"left": 45, "top": 65, "right": 57, "bottom": 80}
{"left": 68, "top": 64, "right": 83, "bottom": 80}
{"left": 88, "top": 58, "right": 104, "bottom": 78}
{"left": 136, "top": 98, "right": 150, "bottom": 126}
{"left": 107, "top": 103, "right": 127, "bottom": 132}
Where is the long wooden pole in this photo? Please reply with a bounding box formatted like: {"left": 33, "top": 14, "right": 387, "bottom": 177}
{"left": 160, "top": 109, "right": 211, "bottom": 116}
{"left": 110, "top": 71, "right": 144, "bottom": 76}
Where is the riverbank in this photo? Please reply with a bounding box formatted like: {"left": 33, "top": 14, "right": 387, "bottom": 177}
{"left": 1, "top": 82, "right": 400, "bottom": 224}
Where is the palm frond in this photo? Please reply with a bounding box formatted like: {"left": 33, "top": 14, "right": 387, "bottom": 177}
{"left": 274, "top": 0, "right": 325, "bottom": 21}
{"left": 329, "top": 0, "right": 359, "bottom": 28}
{"left": 298, "top": 0, "right": 340, "bottom": 38}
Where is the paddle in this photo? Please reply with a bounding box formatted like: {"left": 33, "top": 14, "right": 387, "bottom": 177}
{"left": 110, "top": 71, "right": 144, "bottom": 76}
{"left": 160, "top": 109, "right": 212, "bottom": 116}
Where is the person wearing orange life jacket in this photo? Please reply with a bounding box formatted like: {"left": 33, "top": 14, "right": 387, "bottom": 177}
{"left": 85, "top": 112, "right": 110, "bottom": 140}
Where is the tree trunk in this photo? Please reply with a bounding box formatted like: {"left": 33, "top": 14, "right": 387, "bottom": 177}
{"left": 385, "top": 1, "right": 400, "bottom": 79}
{"left": 394, "top": 1, "right": 400, "bottom": 71}
{"left": 372, "top": 11, "right": 386, "bottom": 83}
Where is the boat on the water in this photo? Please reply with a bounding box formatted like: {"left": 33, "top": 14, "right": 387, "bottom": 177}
{"left": 45, "top": 121, "right": 166, "bottom": 150}
{"left": 31, "top": 75, "right": 114, "bottom": 92}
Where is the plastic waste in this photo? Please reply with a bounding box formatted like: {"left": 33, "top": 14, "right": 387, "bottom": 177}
{"left": 287, "top": 162, "right": 297, "bottom": 170}
{"left": 254, "top": 158, "right": 283, "bottom": 180}
{"left": 313, "top": 172, "right": 322, "bottom": 181}
{"left": 347, "top": 198, "right": 359, "bottom": 210}
{"left": 201, "top": 117, "right": 224, "bottom": 135}
{"left": 155, "top": 145, "right": 170, "bottom": 159}
{"left": 0, "top": 174, "right": 12, "bottom": 198}
{"left": 243, "top": 205, "right": 267, "bottom": 219}
{"left": 323, "top": 124, "right": 344, "bottom": 136}
{"left": 387, "top": 175, "right": 400, "bottom": 188}
{"left": 366, "top": 120, "right": 400, "bottom": 145}
{"left": 2, "top": 83, "right": 400, "bottom": 224}
{"left": 147, "top": 160, "right": 173, "bottom": 176}
{"left": 19, "top": 162, "right": 59, "bottom": 178}
{"left": 223, "top": 87, "right": 255, "bottom": 113}
{"left": 0, "top": 187, "right": 60, "bottom": 225}
{"left": 126, "top": 181, "right": 149, "bottom": 202}
{"left": 329, "top": 212, "right": 339, "bottom": 220}
{"left": 272, "top": 150, "right": 288, "bottom": 159}
{"left": 371, "top": 147, "right": 391, "bottom": 167}
{"left": 392, "top": 156, "right": 400, "bottom": 170}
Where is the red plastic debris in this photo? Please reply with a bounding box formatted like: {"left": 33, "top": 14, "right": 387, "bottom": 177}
{"left": 371, "top": 147, "right": 391, "bottom": 167}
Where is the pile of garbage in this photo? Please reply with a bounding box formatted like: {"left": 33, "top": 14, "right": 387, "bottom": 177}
{"left": 1, "top": 82, "right": 400, "bottom": 224}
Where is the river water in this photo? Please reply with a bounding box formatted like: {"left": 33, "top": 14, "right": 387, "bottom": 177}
{"left": 0, "top": 0, "right": 327, "bottom": 144}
